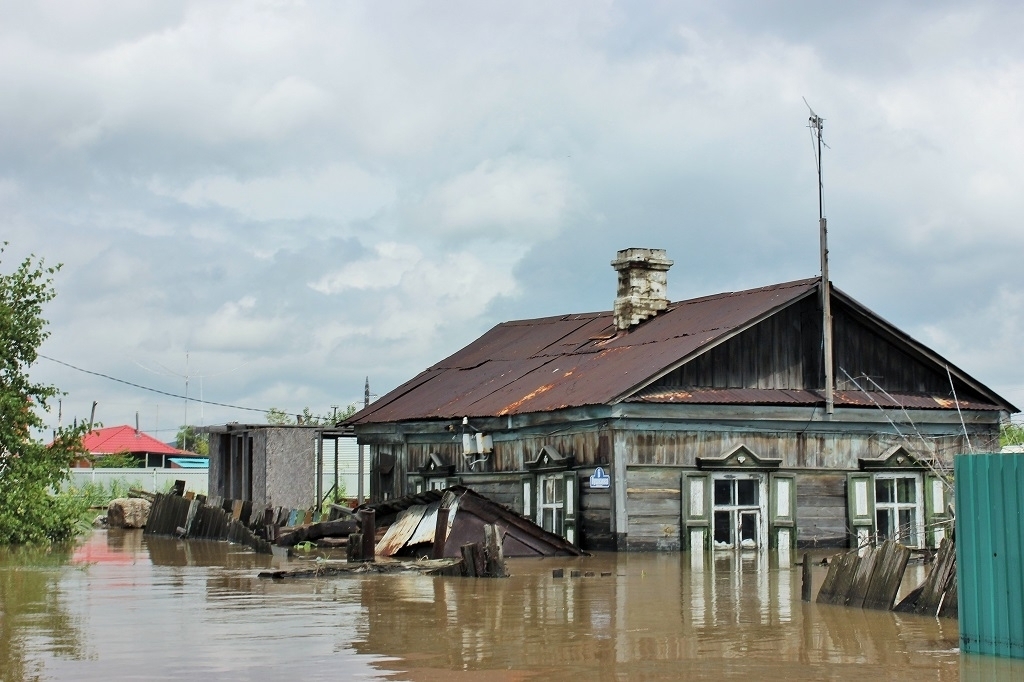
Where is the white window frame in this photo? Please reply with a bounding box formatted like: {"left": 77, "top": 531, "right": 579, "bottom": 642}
{"left": 710, "top": 472, "right": 768, "bottom": 550}
{"left": 537, "top": 473, "right": 565, "bottom": 535}
{"left": 874, "top": 472, "right": 925, "bottom": 548}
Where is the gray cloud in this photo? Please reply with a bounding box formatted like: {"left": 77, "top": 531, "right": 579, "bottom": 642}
{"left": 4, "top": 0, "right": 1022, "bottom": 439}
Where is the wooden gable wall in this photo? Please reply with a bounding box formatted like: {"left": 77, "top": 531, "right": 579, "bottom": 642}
{"left": 655, "top": 296, "right": 822, "bottom": 390}
{"left": 652, "top": 295, "right": 991, "bottom": 403}
{"left": 832, "top": 306, "right": 980, "bottom": 398}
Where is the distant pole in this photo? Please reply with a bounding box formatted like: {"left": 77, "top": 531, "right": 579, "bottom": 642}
{"left": 357, "top": 377, "right": 369, "bottom": 503}
{"left": 89, "top": 401, "right": 98, "bottom": 432}
{"left": 808, "top": 103, "right": 835, "bottom": 416}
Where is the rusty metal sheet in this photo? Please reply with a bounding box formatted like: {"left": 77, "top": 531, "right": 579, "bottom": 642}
{"left": 833, "top": 391, "right": 1002, "bottom": 411}
{"left": 628, "top": 387, "right": 823, "bottom": 405}
{"left": 628, "top": 387, "right": 1002, "bottom": 411}
{"left": 372, "top": 486, "right": 584, "bottom": 559}
{"left": 406, "top": 501, "right": 442, "bottom": 547}
{"left": 346, "top": 274, "right": 1013, "bottom": 426}
{"left": 439, "top": 487, "right": 584, "bottom": 558}
{"left": 348, "top": 279, "right": 820, "bottom": 424}
{"left": 375, "top": 504, "right": 429, "bottom": 557}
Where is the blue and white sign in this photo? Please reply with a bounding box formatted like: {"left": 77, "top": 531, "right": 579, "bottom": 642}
{"left": 589, "top": 467, "right": 611, "bottom": 489}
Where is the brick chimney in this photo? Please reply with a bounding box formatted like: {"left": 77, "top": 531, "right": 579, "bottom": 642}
{"left": 611, "top": 248, "right": 673, "bottom": 330}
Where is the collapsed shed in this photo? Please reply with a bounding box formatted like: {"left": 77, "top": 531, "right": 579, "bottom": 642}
{"left": 371, "top": 485, "right": 584, "bottom": 558}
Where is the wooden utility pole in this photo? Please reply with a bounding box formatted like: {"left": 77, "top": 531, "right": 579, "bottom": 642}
{"left": 808, "top": 104, "right": 834, "bottom": 416}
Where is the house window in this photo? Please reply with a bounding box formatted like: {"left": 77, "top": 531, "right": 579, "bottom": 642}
{"left": 539, "top": 474, "right": 565, "bottom": 534}
{"left": 851, "top": 446, "right": 947, "bottom": 550}
{"left": 874, "top": 474, "right": 922, "bottom": 546}
{"left": 522, "top": 445, "right": 578, "bottom": 545}
{"left": 711, "top": 474, "right": 765, "bottom": 550}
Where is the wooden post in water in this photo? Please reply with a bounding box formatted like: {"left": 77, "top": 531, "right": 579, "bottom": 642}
{"left": 431, "top": 507, "right": 450, "bottom": 560}
{"left": 359, "top": 509, "right": 375, "bottom": 562}
{"left": 483, "top": 523, "right": 507, "bottom": 578}
{"left": 347, "top": 533, "right": 363, "bottom": 562}
{"left": 801, "top": 554, "right": 813, "bottom": 601}
{"left": 460, "top": 543, "right": 486, "bottom": 577}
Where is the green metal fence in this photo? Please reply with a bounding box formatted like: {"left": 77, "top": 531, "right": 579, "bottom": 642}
{"left": 955, "top": 453, "right": 1024, "bottom": 658}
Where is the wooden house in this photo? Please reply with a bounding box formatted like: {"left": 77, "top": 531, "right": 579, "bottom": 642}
{"left": 347, "top": 249, "right": 1016, "bottom": 552}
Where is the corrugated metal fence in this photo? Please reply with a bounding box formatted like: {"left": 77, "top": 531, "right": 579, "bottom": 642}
{"left": 955, "top": 452, "right": 1024, "bottom": 658}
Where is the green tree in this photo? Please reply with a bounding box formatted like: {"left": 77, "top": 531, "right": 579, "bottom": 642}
{"left": 265, "top": 405, "right": 356, "bottom": 426}
{"left": 175, "top": 425, "right": 209, "bottom": 455}
{"left": 90, "top": 450, "right": 140, "bottom": 468}
{"left": 1001, "top": 420, "right": 1024, "bottom": 448}
{"left": 0, "top": 247, "right": 89, "bottom": 544}
{"left": 265, "top": 407, "right": 294, "bottom": 425}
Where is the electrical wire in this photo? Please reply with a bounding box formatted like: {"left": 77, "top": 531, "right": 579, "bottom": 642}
{"left": 37, "top": 354, "right": 268, "bottom": 414}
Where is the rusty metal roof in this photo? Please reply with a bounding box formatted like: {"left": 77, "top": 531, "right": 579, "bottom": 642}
{"left": 629, "top": 386, "right": 1003, "bottom": 411}
{"left": 349, "top": 278, "right": 821, "bottom": 423}
{"left": 348, "top": 276, "right": 1016, "bottom": 425}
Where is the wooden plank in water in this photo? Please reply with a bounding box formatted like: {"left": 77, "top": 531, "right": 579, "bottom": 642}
{"left": 915, "top": 538, "right": 956, "bottom": 616}
{"left": 257, "top": 558, "right": 463, "bottom": 580}
{"left": 275, "top": 519, "right": 360, "bottom": 547}
{"left": 818, "top": 552, "right": 857, "bottom": 605}
{"left": 828, "top": 552, "right": 862, "bottom": 606}
{"left": 938, "top": 573, "right": 958, "bottom": 619}
{"left": 862, "top": 541, "right": 910, "bottom": 610}
{"left": 846, "top": 545, "right": 879, "bottom": 608}
{"left": 816, "top": 553, "right": 843, "bottom": 604}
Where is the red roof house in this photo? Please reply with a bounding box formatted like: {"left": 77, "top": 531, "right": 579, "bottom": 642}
{"left": 75, "top": 425, "right": 184, "bottom": 468}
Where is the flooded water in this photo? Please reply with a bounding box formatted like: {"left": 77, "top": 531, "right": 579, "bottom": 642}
{"left": 2, "top": 531, "right": 1022, "bottom": 681}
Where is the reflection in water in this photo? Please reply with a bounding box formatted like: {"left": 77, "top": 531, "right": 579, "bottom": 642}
{"left": 2, "top": 534, "right": 1024, "bottom": 680}
{"left": 0, "top": 543, "right": 86, "bottom": 682}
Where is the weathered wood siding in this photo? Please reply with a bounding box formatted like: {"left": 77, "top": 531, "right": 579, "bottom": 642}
{"left": 833, "top": 307, "right": 984, "bottom": 397}
{"left": 403, "top": 428, "right": 608, "bottom": 477}
{"left": 795, "top": 472, "right": 847, "bottom": 546}
{"left": 618, "top": 428, "right": 970, "bottom": 471}
{"left": 659, "top": 297, "right": 821, "bottom": 390}
{"left": 625, "top": 468, "right": 682, "bottom": 551}
{"left": 655, "top": 295, "right": 991, "bottom": 403}
{"left": 579, "top": 475, "right": 613, "bottom": 551}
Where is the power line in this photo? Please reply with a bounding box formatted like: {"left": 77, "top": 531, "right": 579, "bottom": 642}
{"left": 37, "top": 354, "right": 268, "bottom": 414}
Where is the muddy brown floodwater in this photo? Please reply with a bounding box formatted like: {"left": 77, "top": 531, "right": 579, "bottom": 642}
{"left": 2, "top": 530, "right": 1023, "bottom": 681}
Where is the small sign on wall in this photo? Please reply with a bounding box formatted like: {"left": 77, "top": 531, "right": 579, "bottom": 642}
{"left": 589, "top": 467, "right": 611, "bottom": 489}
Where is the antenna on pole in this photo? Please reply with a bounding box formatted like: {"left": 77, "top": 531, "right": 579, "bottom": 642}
{"left": 805, "top": 98, "right": 834, "bottom": 416}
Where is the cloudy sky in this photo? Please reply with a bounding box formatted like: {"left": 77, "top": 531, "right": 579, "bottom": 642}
{"left": 4, "top": 1, "right": 1023, "bottom": 441}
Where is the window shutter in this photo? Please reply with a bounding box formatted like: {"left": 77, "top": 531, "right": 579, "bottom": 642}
{"left": 521, "top": 475, "right": 534, "bottom": 520}
{"left": 562, "top": 471, "right": 579, "bottom": 546}
{"left": 769, "top": 473, "right": 796, "bottom": 550}
{"left": 681, "top": 473, "right": 709, "bottom": 551}
{"left": 847, "top": 473, "right": 875, "bottom": 549}
{"left": 924, "top": 474, "right": 950, "bottom": 548}
{"left": 410, "top": 476, "right": 424, "bottom": 495}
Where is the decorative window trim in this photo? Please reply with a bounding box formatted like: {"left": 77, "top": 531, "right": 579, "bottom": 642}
{"left": 525, "top": 445, "right": 575, "bottom": 471}
{"left": 417, "top": 452, "right": 456, "bottom": 477}
{"left": 696, "top": 444, "right": 781, "bottom": 470}
{"left": 858, "top": 444, "right": 936, "bottom": 471}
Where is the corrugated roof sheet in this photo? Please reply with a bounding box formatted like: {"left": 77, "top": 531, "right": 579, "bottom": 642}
{"left": 629, "top": 387, "right": 1003, "bottom": 410}
{"left": 80, "top": 425, "right": 183, "bottom": 455}
{"left": 350, "top": 278, "right": 820, "bottom": 423}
